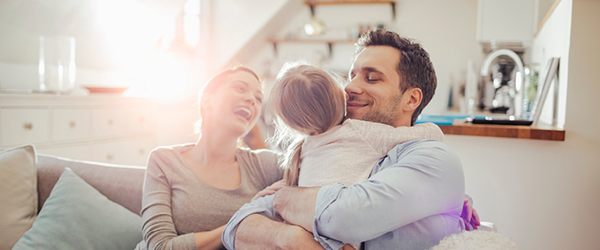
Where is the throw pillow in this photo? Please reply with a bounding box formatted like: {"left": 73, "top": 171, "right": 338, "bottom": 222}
{"left": 12, "top": 167, "right": 143, "bottom": 250}
{"left": 0, "top": 144, "right": 37, "bottom": 250}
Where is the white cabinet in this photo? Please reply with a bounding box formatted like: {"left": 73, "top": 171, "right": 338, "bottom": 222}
{"left": 0, "top": 94, "right": 158, "bottom": 166}
{"left": 92, "top": 108, "right": 127, "bottom": 138}
{"left": 52, "top": 108, "right": 91, "bottom": 142}
{"left": 91, "top": 138, "right": 155, "bottom": 166}
{"left": 477, "top": 0, "right": 536, "bottom": 43}
{"left": 1, "top": 109, "right": 49, "bottom": 145}
{"left": 37, "top": 145, "right": 93, "bottom": 161}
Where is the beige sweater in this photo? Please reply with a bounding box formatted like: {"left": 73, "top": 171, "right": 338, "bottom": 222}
{"left": 136, "top": 144, "right": 283, "bottom": 250}
{"left": 299, "top": 120, "right": 444, "bottom": 187}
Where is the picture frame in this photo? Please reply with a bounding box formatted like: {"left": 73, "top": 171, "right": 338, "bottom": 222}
{"left": 531, "top": 57, "right": 560, "bottom": 126}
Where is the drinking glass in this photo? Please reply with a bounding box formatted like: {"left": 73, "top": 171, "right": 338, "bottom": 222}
{"left": 39, "top": 36, "right": 76, "bottom": 93}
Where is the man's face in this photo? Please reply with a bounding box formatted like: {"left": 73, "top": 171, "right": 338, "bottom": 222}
{"left": 346, "top": 46, "right": 407, "bottom": 127}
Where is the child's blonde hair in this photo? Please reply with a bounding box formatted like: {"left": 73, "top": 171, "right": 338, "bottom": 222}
{"left": 269, "top": 62, "right": 345, "bottom": 186}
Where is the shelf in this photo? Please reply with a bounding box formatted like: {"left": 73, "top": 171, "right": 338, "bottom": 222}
{"left": 267, "top": 38, "right": 358, "bottom": 44}
{"left": 304, "top": 1, "right": 396, "bottom": 20}
{"left": 268, "top": 38, "right": 358, "bottom": 57}
{"left": 439, "top": 122, "right": 565, "bottom": 141}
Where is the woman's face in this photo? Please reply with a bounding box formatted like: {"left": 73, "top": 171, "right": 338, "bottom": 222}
{"left": 203, "top": 71, "right": 263, "bottom": 137}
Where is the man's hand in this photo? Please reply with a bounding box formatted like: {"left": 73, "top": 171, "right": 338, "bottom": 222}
{"left": 252, "top": 179, "right": 287, "bottom": 201}
{"left": 461, "top": 199, "right": 480, "bottom": 230}
{"left": 273, "top": 186, "right": 319, "bottom": 232}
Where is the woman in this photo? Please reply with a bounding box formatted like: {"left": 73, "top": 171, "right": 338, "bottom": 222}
{"left": 136, "top": 66, "right": 285, "bottom": 250}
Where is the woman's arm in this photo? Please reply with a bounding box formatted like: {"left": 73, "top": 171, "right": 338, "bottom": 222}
{"left": 141, "top": 150, "right": 201, "bottom": 250}
{"left": 194, "top": 225, "right": 226, "bottom": 250}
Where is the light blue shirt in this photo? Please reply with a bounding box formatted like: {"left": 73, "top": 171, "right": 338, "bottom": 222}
{"left": 223, "top": 139, "right": 465, "bottom": 250}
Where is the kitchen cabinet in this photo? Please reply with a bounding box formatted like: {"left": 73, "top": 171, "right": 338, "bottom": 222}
{"left": 477, "top": 0, "right": 536, "bottom": 44}
{"left": 0, "top": 94, "right": 158, "bottom": 166}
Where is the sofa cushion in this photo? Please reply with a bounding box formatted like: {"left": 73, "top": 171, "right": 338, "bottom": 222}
{"left": 0, "top": 145, "right": 37, "bottom": 250}
{"left": 13, "top": 167, "right": 143, "bottom": 250}
{"left": 36, "top": 154, "right": 145, "bottom": 215}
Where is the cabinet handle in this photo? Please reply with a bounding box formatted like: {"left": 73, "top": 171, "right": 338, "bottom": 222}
{"left": 107, "top": 119, "right": 113, "bottom": 125}
{"left": 138, "top": 148, "right": 145, "bottom": 155}
{"left": 69, "top": 121, "right": 76, "bottom": 128}
{"left": 106, "top": 154, "right": 114, "bottom": 161}
{"left": 23, "top": 123, "right": 33, "bottom": 130}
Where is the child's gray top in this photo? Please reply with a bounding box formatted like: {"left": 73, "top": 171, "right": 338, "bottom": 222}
{"left": 138, "top": 144, "right": 283, "bottom": 250}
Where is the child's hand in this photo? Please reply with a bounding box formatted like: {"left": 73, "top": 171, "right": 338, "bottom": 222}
{"left": 252, "top": 179, "right": 287, "bottom": 201}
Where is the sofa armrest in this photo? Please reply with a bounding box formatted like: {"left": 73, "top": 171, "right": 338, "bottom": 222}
{"left": 36, "top": 154, "right": 146, "bottom": 215}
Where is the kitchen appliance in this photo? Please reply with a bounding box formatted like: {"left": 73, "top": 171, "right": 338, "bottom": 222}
{"left": 480, "top": 49, "right": 525, "bottom": 117}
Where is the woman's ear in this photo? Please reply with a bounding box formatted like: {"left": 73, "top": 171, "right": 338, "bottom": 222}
{"left": 200, "top": 95, "right": 212, "bottom": 113}
{"left": 402, "top": 88, "right": 422, "bottom": 112}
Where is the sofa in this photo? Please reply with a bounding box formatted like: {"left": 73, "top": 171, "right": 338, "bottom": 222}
{"left": 2, "top": 145, "right": 513, "bottom": 250}
{"left": 35, "top": 154, "right": 146, "bottom": 217}
{"left": 1, "top": 145, "right": 147, "bottom": 250}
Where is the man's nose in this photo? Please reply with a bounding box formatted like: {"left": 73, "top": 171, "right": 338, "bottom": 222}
{"left": 345, "top": 79, "right": 363, "bottom": 95}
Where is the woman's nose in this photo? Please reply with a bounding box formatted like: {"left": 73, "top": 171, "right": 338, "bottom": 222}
{"left": 244, "top": 94, "right": 256, "bottom": 105}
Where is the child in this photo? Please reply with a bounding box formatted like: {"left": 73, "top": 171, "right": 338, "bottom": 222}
{"left": 270, "top": 63, "right": 444, "bottom": 250}
{"left": 270, "top": 63, "right": 444, "bottom": 188}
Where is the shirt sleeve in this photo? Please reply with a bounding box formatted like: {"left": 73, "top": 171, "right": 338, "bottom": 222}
{"left": 140, "top": 149, "right": 197, "bottom": 250}
{"left": 222, "top": 194, "right": 278, "bottom": 250}
{"left": 349, "top": 120, "right": 444, "bottom": 156}
{"left": 312, "top": 140, "right": 464, "bottom": 247}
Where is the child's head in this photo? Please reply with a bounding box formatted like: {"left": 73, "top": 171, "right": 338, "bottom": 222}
{"left": 270, "top": 62, "right": 345, "bottom": 136}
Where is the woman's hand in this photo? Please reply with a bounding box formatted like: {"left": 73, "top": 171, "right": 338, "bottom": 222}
{"left": 252, "top": 179, "right": 287, "bottom": 201}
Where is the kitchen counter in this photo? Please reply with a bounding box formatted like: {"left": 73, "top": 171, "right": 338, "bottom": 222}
{"left": 440, "top": 122, "right": 565, "bottom": 141}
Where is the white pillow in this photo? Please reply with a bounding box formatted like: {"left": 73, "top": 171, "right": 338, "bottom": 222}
{"left": 0, "top": 145, "right": 38, "bottom": 249}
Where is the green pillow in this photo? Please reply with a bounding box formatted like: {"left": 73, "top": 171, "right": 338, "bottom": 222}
{"left": 13, "top": 168, "right": 142, "bottom": 250}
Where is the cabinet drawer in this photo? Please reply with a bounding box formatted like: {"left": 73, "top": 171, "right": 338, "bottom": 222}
{"left": 1, "top": 109, "right": 49, "bottom": 145}
{"left": 127, "top": 109, "right": 156, "bottom": 134}
{"left": 52, "top": 109, "right": 91, "bottom": 141}
{"left": 38, "top": 145, "right": 92, "bottom": 161}
{"left": 91, "top": 138, "right": 155, "bottom": 166}
{"left": 92, "top": 109, "right": 126, "bottom": 138}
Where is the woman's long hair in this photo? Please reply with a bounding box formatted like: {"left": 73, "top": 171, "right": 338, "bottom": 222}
{"left": 269, "top": 62, "right": 345, "bottom": 186}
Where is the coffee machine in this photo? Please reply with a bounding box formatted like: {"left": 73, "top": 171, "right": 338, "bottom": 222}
{"left": 479, "top": 49, "right": 525, "bottom": 117}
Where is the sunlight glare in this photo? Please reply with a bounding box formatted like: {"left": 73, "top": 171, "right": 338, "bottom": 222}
{"left": 143, "top": 52, "right": 190, "bottom": 100}
{"left": 95, "top": 0, "right": 172, "bottom": 68}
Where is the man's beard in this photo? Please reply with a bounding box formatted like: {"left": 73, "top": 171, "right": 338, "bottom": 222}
{"left": 354, "top": 93, "right": 403, "bottom": 127}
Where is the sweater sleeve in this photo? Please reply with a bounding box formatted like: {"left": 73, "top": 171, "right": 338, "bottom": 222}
{"left": 254, "top": 149, "right": 285, "bottom": 187}
{"left": 349, "top": 120, "right": 444, "bottom": 156}
{"left": 140, "top": 149, "right": 197, "bottom": 250}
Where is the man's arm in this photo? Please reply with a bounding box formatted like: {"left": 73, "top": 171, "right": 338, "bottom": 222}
{"left": 234, "top": 214, "right": 324, "bottom": 250}
{"left": 273, "top": 140, "right": 465, "bottom": 246}
{"left": 222, "top": 194, "right": 325, "bottom": 250}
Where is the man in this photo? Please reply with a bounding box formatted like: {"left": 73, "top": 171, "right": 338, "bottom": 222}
{"left": 223, "top": 29, "right": 477, "bottom": 250}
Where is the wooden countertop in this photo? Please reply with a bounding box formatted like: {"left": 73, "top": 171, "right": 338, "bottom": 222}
{"left": 439, "top": 122, "right": 565, "bottom": 141}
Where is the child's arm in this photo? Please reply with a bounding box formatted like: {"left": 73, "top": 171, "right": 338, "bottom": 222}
{"left": 348, "top": 120, "right": 444, "bottom": 156}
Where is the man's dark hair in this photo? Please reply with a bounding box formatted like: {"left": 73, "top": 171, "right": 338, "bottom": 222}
{"left": 355, "top": 29, "right": 437, "bottom": 126}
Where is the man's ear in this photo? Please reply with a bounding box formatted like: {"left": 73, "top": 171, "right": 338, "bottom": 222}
{"left": 403, "top": 88, "right": 422, "bottom": 112}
